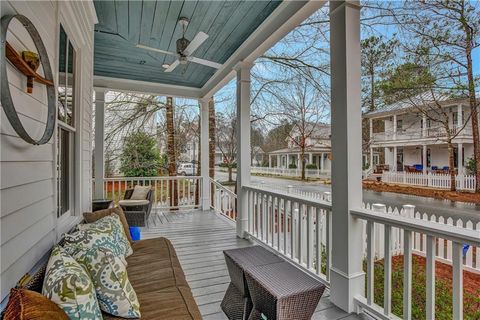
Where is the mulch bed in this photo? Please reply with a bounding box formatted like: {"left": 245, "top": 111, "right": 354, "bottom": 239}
{"left": 363, "top": 180, "right": 480, "bottom": 204}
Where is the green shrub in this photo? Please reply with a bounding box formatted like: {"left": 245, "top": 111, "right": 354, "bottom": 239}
{"left": 288, "top": 163, "right": 297, "bottom": 169}
{"left": 466, "top": 157, "right": 476, "bottom": 175}
{"left": 306, "top": 164, "right": 318, "bottom": 169}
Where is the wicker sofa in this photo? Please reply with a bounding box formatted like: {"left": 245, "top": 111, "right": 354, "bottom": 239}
{"left": 10, "top": 208, "right": 202, "bottom": 320}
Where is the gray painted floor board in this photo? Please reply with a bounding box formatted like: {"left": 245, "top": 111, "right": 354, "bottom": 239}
{"left": 144, "top": 209, "right": 363, "bottom": 320}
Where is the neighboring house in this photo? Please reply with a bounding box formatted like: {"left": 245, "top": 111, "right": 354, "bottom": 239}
{"left": 364, "top": 94, "right": 474, "bottom": 174}
{"left": 251, "top": 146, "right": 266, "bottom": 166}
{"left": 268, "top": 123, "right": 332, "bottom": 172}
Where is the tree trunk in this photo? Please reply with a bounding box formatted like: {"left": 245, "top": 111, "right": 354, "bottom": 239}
{"left": 300, "top": 149, "right": 306, "bottom": 181}
{"left": 464, "top": 30, "right": 480, "bottom": 192}
{"left": 166, "top": 97, "right": 178, "bottom": 208}
{"left": 208, "top": 100, "right": 216, "bottom": 205}
{"left": 228, "top": 165, "right": 233, "bottom": 182}
{"left": 447, "top": 141, "right": 456, "bottom": 192}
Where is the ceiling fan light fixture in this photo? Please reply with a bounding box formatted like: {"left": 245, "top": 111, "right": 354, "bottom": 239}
{"left": 162, "top": 63, "right": 170, "bottom": 69}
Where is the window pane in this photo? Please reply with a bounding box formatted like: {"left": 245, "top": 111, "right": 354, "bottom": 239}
{"left": 57, "top": 26, "right": 67, "bottom": 123}
{"left": 57, "top": 128, "right": 70, "bottom": 217}
{"left": 65, "top": 42, "right": 75, "bottom": 126}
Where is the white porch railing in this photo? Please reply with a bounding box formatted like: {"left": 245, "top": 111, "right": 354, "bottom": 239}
{"left": 102, "top": 176, "right": 202, "bottom": 210}
{"left": 216, "top": 166, "right": 331, "bottom": 179}
{"left": 382, "top": 171, "right": 476, "bottom": 191}
{"left": 210, "top": 178, "right": 237, "bottom": 221}
{"left": 243, "top": 185, "right": 332, "bottom": 283}
{"left": 351, "top": 208, "right": 480, "bottom": 320}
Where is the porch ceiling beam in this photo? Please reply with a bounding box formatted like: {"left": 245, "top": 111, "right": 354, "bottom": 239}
{"left": 200, "top": 0, "right": 326, "bottom": 98}
{"left": 93, "top": 76, "right": 202, "bottom": 99}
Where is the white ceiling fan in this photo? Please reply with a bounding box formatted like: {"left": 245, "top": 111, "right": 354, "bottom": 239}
{"left": 136, "top": 17, "right": 222, "bottom": 73}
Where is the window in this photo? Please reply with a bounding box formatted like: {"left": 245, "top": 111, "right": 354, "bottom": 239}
{"left": 57, "top": 25, "right": 76, "bottom": 218}
{"left": 452, "top": 111, "right": 458, "bottom": 127}
{"left": 396, "top": 119, "right": 403, "bottom": 131}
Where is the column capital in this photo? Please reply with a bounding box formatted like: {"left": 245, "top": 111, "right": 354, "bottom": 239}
{"left": 329, "top": 0, "right": 361, "bottom": 16}
{"left": 234, "top": 61, "right": 254, "bottom": 72}
{"left": 198, "top": 96, "right": 213, "bottom": 105}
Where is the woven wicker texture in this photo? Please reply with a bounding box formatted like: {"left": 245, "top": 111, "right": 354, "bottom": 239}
{"left": 245, "top": 262, "right": 325, "bottom": 320}
{"left": 222, "top": 246, "right": 282, "bottom": 320}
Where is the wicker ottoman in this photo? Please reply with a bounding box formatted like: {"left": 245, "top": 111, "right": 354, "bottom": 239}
{"left": 245, "top": 262, "right": 325, "bottom": 320}
{"left": 222, "top": 246, "right": 282, "bottom": 320}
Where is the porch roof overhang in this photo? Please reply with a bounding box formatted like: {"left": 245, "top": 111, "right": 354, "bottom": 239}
{"left": 92, "top": 0, "right": 326, "bottom": 99}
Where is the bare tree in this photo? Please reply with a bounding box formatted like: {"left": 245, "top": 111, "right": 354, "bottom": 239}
{"left": 271, "top": 77, "right": 329, "bottom": 180}
{"left": 216, "top": 110, "right": 237, "bottom": 182}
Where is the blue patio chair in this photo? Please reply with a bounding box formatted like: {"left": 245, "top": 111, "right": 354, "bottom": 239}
{"left": 414, "top": 164, "right": 423, "bottom": 171}
{"left": 431, "top": 166, "right": 438, "bottom": 170}
{"left": 442, "top": 166, "right": 449, "bottom": 171}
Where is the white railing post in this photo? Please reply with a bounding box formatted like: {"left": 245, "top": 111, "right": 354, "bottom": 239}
{"left": 329, "top": 0, "right": 364, "bottom": 312}
{"left": 199, "top": 98, "right": 211, "bottom": 211}
{"left": 94, "top": 88, "right": 106, "bottom": 199}
{"left": 235, "top": 61, "right": 253, "bottom": 238}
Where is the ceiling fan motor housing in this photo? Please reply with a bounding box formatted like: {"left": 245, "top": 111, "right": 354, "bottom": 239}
{"left": 176, "top": 37, "right": 190, "bottom": 55}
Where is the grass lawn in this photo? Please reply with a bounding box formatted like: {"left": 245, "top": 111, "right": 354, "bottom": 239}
{"left": 367, "top": 254, "right": 480, "bottom": 319}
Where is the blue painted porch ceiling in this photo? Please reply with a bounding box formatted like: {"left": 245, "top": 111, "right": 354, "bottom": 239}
{"left": 93, "top": 0, "right": 282, "bottom": 88}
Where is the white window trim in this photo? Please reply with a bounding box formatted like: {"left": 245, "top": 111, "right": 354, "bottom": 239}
{"left": 55, "top": 16, "right": 84, "bottom": 238}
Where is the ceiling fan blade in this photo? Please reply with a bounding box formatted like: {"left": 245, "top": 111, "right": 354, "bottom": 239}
{"left": 183, "top": 32, "right": 208, "bottom": 56}
{"left": 136, "top": 44, "right": 175, "bottom": 56}
{"left": 164, "top": 60, "right": 180, "bottom": 72}
{"left": 188, "top": 56, "right": 222, "bottom": 69}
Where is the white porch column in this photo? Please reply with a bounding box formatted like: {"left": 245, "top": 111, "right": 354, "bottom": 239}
{"left": 393, "top": 114, "right": 397, "bottom": 140}
{"left": 457, "top": 104, "right": 463, "bottom": 128}
{"left": 277, "top": 155, "right": 281, "bottom": 168}
{"left": 286, "top": 154, "right": 290, "bottom": 168}
{"left": 235, "top": 61, "right": 253, "bottom": 238}
{"left": 320, "top": 153, "right": 325, "bottom": 172}
{"left": 297, "top": 153, "right": 301, "bottom": 168}
{"left": 393, "top": 146, "right": 398, "bottom": 172}
{"left": 369, "top": 118, "right": 373, "bottom": 141}
{"left": 329, "top": 0, "right": 364, "bottom": 312}
{"left": 422, "top": 145, "right": 427, "bottom": 174}
{"left": 422, "top": 113, "right": 427, "bottom": 137}
{"left": 458, "top": 143, "right": 463, "bottom": 174}
{"left": 199, "top": 98, "right": 210, "bottom": 211}
{"left": 309, "top": 153, "right": 313, "bottom": 164}
{"left": 94, "top": 89, "right": 106, "bottom": 199}
{"left": 268, "top": 154, "right": 272, "bottom": 168}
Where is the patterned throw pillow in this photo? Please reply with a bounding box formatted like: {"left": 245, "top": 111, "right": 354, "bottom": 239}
{"left": 130, "top": 185, "right": 150, "bottom": 200}
{"left": 42, "top": 246, "right": 102, "bottom": 319}
{"left": 65, "top": 245, "right": 141, "bottom": 318}
{"left": 65, "top": 214, "right": 133, "bottom": 262}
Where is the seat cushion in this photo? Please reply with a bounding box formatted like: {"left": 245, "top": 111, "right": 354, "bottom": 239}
{"left": 3, "top": 288, "right": 68, "bottom": 320}
{"left": 119, "top": 199, "right": 150, "bottom": 206}
{"left": 130, "top": 186, "right": 151, "bottom": 200}
{"left": 103, "top": 237, "right": 202, "bottom": 319}
{"left": 83, "top": 207, "right": 133, "bottom": 243}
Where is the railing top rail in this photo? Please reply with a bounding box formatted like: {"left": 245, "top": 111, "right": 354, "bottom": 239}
{"left": 243, "top": 185, "right": 332, "bottom": 210}
{"left": 351, "top": 208, "right": 480, "bottom": 247}
{"left": 209, "top": 177, "right": 237, "bottom": 198}
{"left": 104, "top": 176, "right": 202, "bottom": 181}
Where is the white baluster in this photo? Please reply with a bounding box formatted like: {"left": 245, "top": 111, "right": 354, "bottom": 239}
{"left": 403, "top": 230, "right": 413, "bottom": 320}
{"left": 426, "top": 235, "right": 436, "bottom": 320}
{"left": 452, "top": 242, "right": 463, "bottom": 320}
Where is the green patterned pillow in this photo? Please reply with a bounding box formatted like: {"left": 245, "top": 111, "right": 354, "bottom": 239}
{"left": 78, "top": 214, "right": 133, "bottom": 258}
{"left": 42, "top": 246, "right": 102, "bottom": 319}
{"left": 64, "top": 215, "right": 133, "bottom": 262}
{"left": 64, "top": 245, "right": 141, "bottom": 318}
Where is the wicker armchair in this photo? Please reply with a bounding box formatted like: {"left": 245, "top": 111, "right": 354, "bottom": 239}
{"left": 119, "top": 188, "right": 153, "bottom": 227}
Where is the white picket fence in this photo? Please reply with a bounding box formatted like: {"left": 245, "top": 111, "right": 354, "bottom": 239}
{"left": 382, "top": 171, "right": 476, "bottom": 191}
{"left": 216, "top": 166, "right": 330, "bottom": 179}
{"left": 251, "top": 182, "right": 480, "bottom": 273}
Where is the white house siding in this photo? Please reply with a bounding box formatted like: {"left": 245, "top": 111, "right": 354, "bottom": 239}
{"left": 0, "top": 1, "right": 96, "bottom": 302}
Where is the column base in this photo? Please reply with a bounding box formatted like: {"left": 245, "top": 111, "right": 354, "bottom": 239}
{"left": 329, "top": 267, "right": 365, "bottom": 313}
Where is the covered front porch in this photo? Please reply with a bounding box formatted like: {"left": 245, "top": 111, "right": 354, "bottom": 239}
{"left": 143, "top": 209, "right": 363, "bottom": 320}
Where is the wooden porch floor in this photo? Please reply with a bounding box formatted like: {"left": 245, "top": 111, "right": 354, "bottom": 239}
{"left": 143, "top": 209, "right": 365, "bottom": 320}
